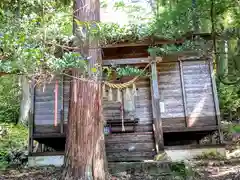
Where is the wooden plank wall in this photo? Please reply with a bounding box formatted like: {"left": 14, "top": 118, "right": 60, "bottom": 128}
{"left": 34, "top": 77, "right": 63, "bottom": 133}
{"left": 33, "top": 76, "right": 155, "bottom": 161}
{"left": 104, "top": 77, "right": 155, "bottom": 161}
{"left": 158, "top": 62, "right": 186, "bottom": 130}
{"left": 63, "top": 76, "right": 71, "bottom": 124}
{"left": 32, "top": 57, "right": 218, "bottom": 160}
{"left": 158, "top": 59, "right": 217, "bottom": 132}
{"left": 182, "top": 60, "right": 216, "bottom": 127}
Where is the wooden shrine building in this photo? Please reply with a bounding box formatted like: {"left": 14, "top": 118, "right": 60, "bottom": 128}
{"left": 28, "top": 37, "right": 224, "bottom": 163}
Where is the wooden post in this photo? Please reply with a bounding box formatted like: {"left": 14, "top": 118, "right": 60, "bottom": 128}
{"left": 178, "top": 60, "right": 188, "bottom": 127}
{"left": 150, "top": 56, "right": 164, "bottom": 152}
{"left": 28, "top": 111, "right": 33, "bottom": 154}
{"left": 28, "top": 80, "right": 35, "bottom": 155}
{"left": 60, "top": 75, "right": 64, "bottom": 134}
{"left": 208, "top": 58, "right": 224, "bottom": 143}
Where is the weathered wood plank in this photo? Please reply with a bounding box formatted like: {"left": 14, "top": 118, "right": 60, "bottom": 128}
{"left": 180, "top": 59, "right": 192, "bottom": 127}
{"left": 107, "top": 151, "right": 154, "bottom": 162}
{"left": 163, "top": 125, "right": 218, "bottom": 133}
{"left": 60, "top": 76, "right": 64, "bottom": 133}
{"left": 181, "top": 60, "right": 217, "bottom": 129}
{"left": 34, "top": 77, "right": 63, "bottom": 129}
{"left": 103, "top": 57, "right": 150, "bottom": 65}
{"left": 208, "top": 58, "right": 223, "bottom": 143}
{"left": 110, "top": 126, "right": 153, "bottom": 133}
{"left": 34, "top": 125, "right": 62, "bottom": 134}
{"left": 28, "top": 80, "right": 35, "bottom": 155}
{"left": 150, "top": 57, "right": 164, "bottom": 152}
{"left": 158, "top": 61, "right": 185, "bottom": 122}
{"left": 33, "top": 123, "right": 218, "bottom": 136}
{"left": 106, "top": 142, "right": 155, "bottom": 152}
{"left": 162, "top": 117, "right": 186, "bottom": 128}
{"left": 106, "top": 132, "right": 153, "bottom": 143}
{"left": 188, "top": 116, "right": 217, "bottom": 126}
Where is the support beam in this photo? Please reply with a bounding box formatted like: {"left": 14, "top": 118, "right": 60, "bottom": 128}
{"left": 178, "top": 60, "right": 188, "bottom": 127}
{"left": 150, "top": 56, "right": 164, "bottom": 152}
{"left": 60, "top": 75, "right": 64, "bottom": 134}
{"left": 208, "top": 58, "right": 223, "bottom": 143}
{"left": 103, "top": 57, "right": 150, "bottom": 66}
{"left": 28, "top": 81, "right": 35, "bottom": 155}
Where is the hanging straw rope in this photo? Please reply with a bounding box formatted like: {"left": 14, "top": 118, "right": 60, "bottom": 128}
{"left": 103, "top": 59, "right": 152, "bottom": 89}
{"left": 120, "top": 92, "right": 125, "bottom": 132}
{"left": 104, "top": 76, "right": 138, "bottom": 89}
{"left": 61, "top": 58, "right": 154, "bottom": 89}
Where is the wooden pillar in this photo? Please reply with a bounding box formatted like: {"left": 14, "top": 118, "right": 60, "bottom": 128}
{"left": 60, "top": 75, "right": 64, "bottom": 134}
{"left": 150, "top": 56, "right": 164, "bottom": 152}
{"left": 28, "top": 80, "right": 35, "bottom": 155}
{"left": 178, "top": 60, "right": 188, "bottom": 127}
{"left": 208, "top": 58, "right": 224, "bottom": 143}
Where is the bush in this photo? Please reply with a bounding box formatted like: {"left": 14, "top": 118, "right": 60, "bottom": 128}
{"left": 218, "top": 83, "right": 240, "bottom": 121}
{"left": 0, "top": 75, "right": 21, "bottom": 123}
{"left": 0, "top": 123, "right": 28, "bottom": 169}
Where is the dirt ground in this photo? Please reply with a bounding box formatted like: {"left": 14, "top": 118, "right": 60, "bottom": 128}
{"left": 1, "top": 162, "right": 240, "bottom": 180}
{"left": 195, "top": 163, "right": 240, "bottom": 180}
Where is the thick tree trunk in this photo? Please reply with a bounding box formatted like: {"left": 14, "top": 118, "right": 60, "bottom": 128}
{"left": 62, "top": 79, "right": 105, "bottom": 180}
{"left": 62, "top": 0, "right": 106, "bottom": 179}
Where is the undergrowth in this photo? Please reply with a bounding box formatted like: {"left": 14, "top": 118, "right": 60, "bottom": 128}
{"left": 194, "top": 151, "right": 226, "bottom": 161}
{"left": 0, "top": 123, "right": 28, "bottom": 170}
{"left": 0, "top": 75, "right": 20, "bottom": 124}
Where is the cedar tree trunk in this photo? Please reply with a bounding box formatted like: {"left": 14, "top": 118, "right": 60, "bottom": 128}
{"left": 61, "top": 0, "right": 107, "bottom": 179}
{"left": 62, "top": 79, "right": 106, "bottom": 180}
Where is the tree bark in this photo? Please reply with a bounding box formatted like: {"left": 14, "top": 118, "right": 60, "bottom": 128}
{"left": 61, "top": 0, "right": 106, "bottom": 179}
{"left": 18, "top": 75, "right": 31, "bottom": 125}
{"left": 62, "top": 79, "right": 106, "bottom": 180}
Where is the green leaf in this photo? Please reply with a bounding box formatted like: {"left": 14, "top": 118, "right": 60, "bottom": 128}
{"left": 91, "top": 67, "right": 97, "bottom": 73}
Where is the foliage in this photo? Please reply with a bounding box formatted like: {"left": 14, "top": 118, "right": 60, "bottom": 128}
{"left": 148, "top": 39, "right": 212, "bottom": 56}
{"left": 169, "top": 161, "right": 201, "bottom": 179}
{"left": 152, "top": 0, "right": 239, "bottom": 37}
{"left": 218, "top": 83, "right": 240, "bottom": 119}
{"left": 88, "top": 22, "right": 153, "bottom": 45}
{"left": 194, "top": 151, "right": 225, "bottom": 160}
{"left": 116, "top": 66, "right": 146, "bottom": 78}
{"left": 0, "top": 0, "right": 74, "bottom": 79}
{"left": 0, "top": 123, "right": 28, "bottom": 169}
{"left": 0, "top": 0, "right": 239, "bottom": 80}
{"left": 148, "top": 44, "right": 183, "bottom": 56}
{"left": 102, "top": 65, "right": 146, "bottom": 80}
{"left": 152, "top": 0, "right": 194, "bottom": 39}
{"left": 46, "top": 52, "right": 87, "bottom": 73}
{"left": 0, "top": 75, "right": 20, "bottom": 123}
{"left": 216, "top": 39, "right": 240, "bottom": 85}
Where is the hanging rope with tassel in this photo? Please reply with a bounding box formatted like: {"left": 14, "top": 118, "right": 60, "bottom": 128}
{"left": 117, "top": 88, "right": 121, "bottom": 102}
{"left": 108, "top": 87, "right": 113, "bottom": 101}
{"left": 102, "top": 83, "right": 107, "bottom": 98}
{"left": 120, "top": 90, "right": 125, "bottom": 132}
{"left": 104, "top": 58, "right": 153, "bottom": 89}
{"left": 132, "top": 83, "right": 137, "bottom": 96}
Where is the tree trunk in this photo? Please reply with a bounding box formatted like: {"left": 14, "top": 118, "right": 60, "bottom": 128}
{"left": 62, "top": 79, "right": 106, "bottom": 180}
{"left": 62, "top": 0, "right": 107, "bottom": 179}
{"left": 18, "top": 75, "right": 31, "bottom": 125}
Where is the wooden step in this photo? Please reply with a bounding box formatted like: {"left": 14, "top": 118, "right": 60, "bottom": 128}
{"left": 106, "top": 118, "right": 139, "bottom": 125}
{"left": 106, "top": 132, "right": 154, "bottom": 144}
